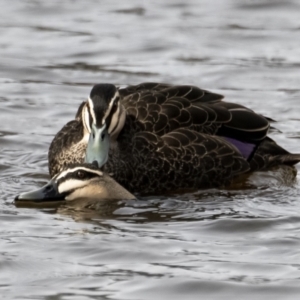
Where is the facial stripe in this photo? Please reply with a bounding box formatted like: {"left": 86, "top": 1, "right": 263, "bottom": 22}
{"left": 56, "top": 167, "right": 103, "bottom": 181}
{"left": 58, "top": 179, "right": 87, "bottom": 194}
{"left": 108, "top": 102, "right": 120, "bottom": 134}
{"left": 83, "top": 105, "right": 92, "bottom": 133}
{"left": 102, "top": 91, "right": 120, "bottom": 125}
{"left": 88, "top": 97, "right": 97, "bottom": 125}
{"left": 109, "top": 102, "right": 125, "bottom": 135}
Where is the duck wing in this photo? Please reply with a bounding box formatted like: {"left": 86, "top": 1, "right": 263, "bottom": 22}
{"left": 129, "top": 128, "right": 250, "bottom": 190}
{"left": 216, "top": 102, "right": 270, "bottom": 142}
{"left": 120, "top": 83, "right": 269, "bottom": 143}
{"left": 120, "top": 83, "right": 227, "bottom": 134}
{"left": 119, "top": 82, "right": 223, "bottom": 104}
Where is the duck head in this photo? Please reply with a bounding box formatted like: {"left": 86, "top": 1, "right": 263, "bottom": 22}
{"left": 15, "top": 163, "right": 135, "bottom": 203}
{"left": 83, "top": 84, "right": 126, "bottom": 167}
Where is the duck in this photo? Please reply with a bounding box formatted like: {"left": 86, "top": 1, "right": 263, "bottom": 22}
{"left": 15, "top": 163, "right": 136, "bottom": 203}
{"left": 48, "top": 82, "right": 300, "bottom": 194}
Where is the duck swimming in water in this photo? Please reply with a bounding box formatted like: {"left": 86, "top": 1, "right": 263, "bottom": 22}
{"left": 15, "top": 163, "right": 136, "bottom": 202}
{"left": 48, "top": 82, "right": 300, "bottom": 194}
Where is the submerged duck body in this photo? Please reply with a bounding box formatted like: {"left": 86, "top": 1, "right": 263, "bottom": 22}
{"left": 49, "top": 82, "right": 300, "bottom": 194}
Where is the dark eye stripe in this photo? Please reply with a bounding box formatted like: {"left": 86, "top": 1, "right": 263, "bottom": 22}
{"left": 109, "top": 104, "right": 122, "bottom": 135}
{"left": 111, "top": 100, "right": 119, "bottom": 115}
{"left": 88, "top": 92, "right": 120, "bottom": 128}
{"left": 57, "top": 169, "right": 100, "bottom": 186}
{"left": 89, "top": 112, "right": 93, "bottom": 128}
{"left": 109, "top": 98, "right": 119, "bottom": 116}
{"left": 105, "top": 100, "right": 119, "bottom": 131}
{"left": 86, "top": 103, "right": 94, "bottom": 128}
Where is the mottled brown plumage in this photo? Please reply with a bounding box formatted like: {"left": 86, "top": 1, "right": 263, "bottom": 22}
{"left": 48, "top": 103, "right": 87, "bottom": 177}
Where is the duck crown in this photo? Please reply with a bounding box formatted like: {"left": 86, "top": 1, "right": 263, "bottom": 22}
{"left": 88, "top": 84, "right": 119, "bottom": 127}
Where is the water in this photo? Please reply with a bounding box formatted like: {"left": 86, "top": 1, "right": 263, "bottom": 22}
{"left": 1, "top": 0, "right": 300, "bottom": 299}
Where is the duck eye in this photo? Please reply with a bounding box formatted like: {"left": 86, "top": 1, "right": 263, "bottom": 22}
{"left": 110, "top": 101, "right": 118, "bottom": 115}
{"left": 76, "top": 170, "right": 86, "bottom": 179}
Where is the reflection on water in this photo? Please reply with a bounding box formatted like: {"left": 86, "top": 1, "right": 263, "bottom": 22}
{"left": 1, "top": 0, "right": 300, "bottom": 299}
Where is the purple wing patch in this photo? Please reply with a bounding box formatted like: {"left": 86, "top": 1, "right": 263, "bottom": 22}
{"left": 223, "top": 137, "right": 256, "bottom": 160}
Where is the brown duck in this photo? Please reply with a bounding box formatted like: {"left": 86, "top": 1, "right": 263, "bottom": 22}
{"left": 48, "top": 82, "right": 300, "bottom": 194}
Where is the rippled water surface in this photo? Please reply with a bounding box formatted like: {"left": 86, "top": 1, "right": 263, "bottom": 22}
{"left": 1, "top": 1, "right": 300, "bottom": 299}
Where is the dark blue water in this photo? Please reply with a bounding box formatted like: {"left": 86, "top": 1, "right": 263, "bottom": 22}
{"left": 1, "top": 1, "right": 300, "bottom": 299}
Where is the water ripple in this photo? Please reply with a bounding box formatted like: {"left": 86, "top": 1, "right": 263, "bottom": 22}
{"left": 1, "top": 0, "right": 300, "bottom": 299}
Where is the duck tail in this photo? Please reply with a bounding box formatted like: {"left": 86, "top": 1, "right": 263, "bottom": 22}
{"left": 269, "top": 154, "right": 300, "bottom": 166}
{"left": 250, "top": 137, "right": 300, "bottom": 170}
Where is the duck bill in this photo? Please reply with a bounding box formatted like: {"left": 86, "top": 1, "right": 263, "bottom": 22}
{"left": 85, "top": 123, "right": 110, "bottom": 168}
{"left": 15, "top": 179, "right": 65, "bottom": 203}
